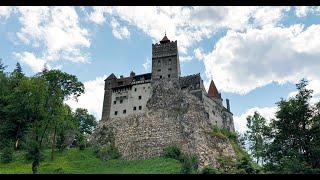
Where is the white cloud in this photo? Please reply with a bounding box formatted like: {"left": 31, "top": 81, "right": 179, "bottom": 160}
{"left": 196, "top": 24, "right": 320, "bottom": 95}
{"left": 110, "top": 18, "right": 130, "bottom": 40}
{"left": 2, "top": 6, "right": 91, "bottom": 73}
{"left": 88, "top": 7, "right": 291, "bottom": 55}
{"left": 142, "top": 58, "right": 151, "bottom": 72}
{"left": 65, "top": 75, "right": 108, "bottom": 120}
{"left": 17, "top": 7, "right": 90, "bottom": 62}
{"left": 234, "top": 106, "right": 277, "bottom": 134}
{"left": 295, "top": 6, "right": 320, "bottom": 17}
{"left": 179, "top": 56, "right": 193, "bottom": 62}
{"left": 0, "top": 6, "right": 13, "bottom": 20}
{"left": 13, "top": 51, "right": 48, "bottom": 72}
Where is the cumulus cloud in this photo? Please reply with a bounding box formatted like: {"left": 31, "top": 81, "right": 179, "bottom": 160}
{"left": 0, "top": 6, "right": 13, "bottom": 20}
{"left": 196, "top": 24, "right": 320, "bottom": 95}
{"left": 16, "top": 7, "right": 90, "bottom": 62}
{"left": 179, "top": 56, "right": 193, "bottom": 62}
{"left": 295, "top": 6, "right": 320, "bottom": 17}
{"left": 13, "top": 51, "right": 48, "bottom": 72}
{"left": 234, "top": 106, "right": 277, "bottom": 134}
{"left": 142, "top": 58, "right": 151, "bottom": 72}
{"left": 88, "top": 7, "right": 291, "bottom": 55}
{"left": 110, "top": 18, "right": 130, "bottom": 40}
{"left": 65, "top": 75, "right": 107, "bottom": 120}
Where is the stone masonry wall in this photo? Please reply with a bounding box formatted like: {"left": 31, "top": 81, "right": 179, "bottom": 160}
{"left": 91, "top": 78, "right": 237, "bottom": 169}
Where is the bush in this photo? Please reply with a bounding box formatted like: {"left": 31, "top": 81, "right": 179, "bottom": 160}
{"left": 179, "top": 153, "right": 199, "bottom": 174}
{"left": 1, "top": 147, "right": 13, "bottom": 163}
{"left": 97, "top": 144, "right": 120, "bottom": 161}
{"left": 53, "top": 168, "right": 64, "bottom": 174}
{"left": 201, "top": 166, "right": 219, "bottom": 174}
{"left": 163, "top": 145, "right": 182, "bottom": 160}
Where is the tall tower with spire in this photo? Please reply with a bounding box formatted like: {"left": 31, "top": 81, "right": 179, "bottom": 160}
{"left": 151, "top": 33, "right": 181, "bottom": 80}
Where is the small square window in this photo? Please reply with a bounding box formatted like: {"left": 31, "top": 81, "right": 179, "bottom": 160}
{"left": 123, "top": 110, "right": 126, "bottom": 114}
{"left": 168, "top": 68, "right": 172, "bottom": 71}
{"left": 139, "top": 96, "right": 142, "bottom": 100}
{"left": 157, "top": 69, "right": 161, "bottom": 72}
{"left": 120, "top": 99, "right": 123, "bottom": 104}
{"left": 135, "top": 88, "right": 137, "bottom": 91}
{"left": 133, "top": 107, "right": 136, "bottom": 111}
{"left": 168, "top": 74, "right": 171, "bottom": 78}
{"left": 113, "top": 101, "right": 116, "bottom": 104}
{"left": 139, "top": 106, "right": 142, "bottom": 110}
{"left": 159, "top": 76, "right": 162, "bottom": 79}
{"left": 114, "top": 111, "right": 118, "bottom": 115}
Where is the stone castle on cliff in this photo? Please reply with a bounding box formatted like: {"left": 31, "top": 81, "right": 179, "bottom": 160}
{"left": 101, "top": 34, "right": 235, "bottom": 132}
{"left": 93, "top": 34, "right": 237, "bottom": 168}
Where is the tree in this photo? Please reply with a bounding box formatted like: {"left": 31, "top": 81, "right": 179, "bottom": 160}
{"left": 40, "top": 70, "right": 84, "bottom": 160}
{"left": 245, "top": 112, "right": 270, "bottom": 165}
{"left": 73, "top": 108, "right": 97, "bottom": 149}
{"left": 264, "top": 79, "right": 319, "bottom": 173}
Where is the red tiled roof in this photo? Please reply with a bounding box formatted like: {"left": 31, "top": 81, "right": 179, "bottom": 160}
{"left": 208, "top": 80, "right": 220, "bottom": 99}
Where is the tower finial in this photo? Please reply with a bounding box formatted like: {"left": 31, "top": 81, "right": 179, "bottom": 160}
{"left": 165, "top": 31, "right": 166, "bottom": 36}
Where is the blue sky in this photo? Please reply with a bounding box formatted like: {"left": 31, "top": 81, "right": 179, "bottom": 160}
{"left": 1, "top": 6, "right": 320, "bottom": 133}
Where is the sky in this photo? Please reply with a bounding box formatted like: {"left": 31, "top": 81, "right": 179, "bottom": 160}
{"left": 1, "top": 6, "right": 320, "bottom": 134}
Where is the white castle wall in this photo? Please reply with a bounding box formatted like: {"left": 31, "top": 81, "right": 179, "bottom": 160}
{"left": 110, "top": 82, "right": 152, "bottom": 118}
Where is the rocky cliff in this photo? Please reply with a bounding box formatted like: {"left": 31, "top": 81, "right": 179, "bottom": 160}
{"left": 90, "top": 79, "right": 237, "bottom": 169}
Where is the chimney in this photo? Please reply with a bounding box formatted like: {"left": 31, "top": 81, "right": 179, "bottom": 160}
{"left": 226, "top": 99, "right": 230, "bottom": 111}
{"left": 130, "top": 71, "right": 135, "bottom": 77}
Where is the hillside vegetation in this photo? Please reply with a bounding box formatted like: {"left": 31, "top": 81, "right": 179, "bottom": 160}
{"left": 0, "top": 148, "right": 181, "bottom": 174}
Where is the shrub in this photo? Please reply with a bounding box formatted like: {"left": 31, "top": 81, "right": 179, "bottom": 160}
{"left": 201, "top": 166, "right": 219, "bottom": 174}
{"left": 97, "top": 144, "right": 120, "bottom": 161}
{"left": 53, "top": 168, "right": 64, "bottom": 174}
{"left": 0, "top": 147, "right": 13, "bottom": 163}
{"left": 163, "top": 145, "right": 182, "bottom": 160}
{"left": 179, "top": 153, "right": 199, "bottom": 174}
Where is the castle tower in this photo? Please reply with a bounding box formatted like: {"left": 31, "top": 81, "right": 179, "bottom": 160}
{"left": 151, "top": 33, "right": 181, "bottom": 80}
{"left": 101, "top": 73, "right": 117, "bottom": 120}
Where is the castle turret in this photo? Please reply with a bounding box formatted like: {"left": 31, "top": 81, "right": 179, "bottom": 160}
{"left": 151, "top": 33, "right": 180, "bottom": 80}
{"left": 101, "top": 73, "right": 117, "bottom": 120}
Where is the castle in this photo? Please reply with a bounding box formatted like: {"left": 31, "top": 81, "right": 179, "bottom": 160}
{"left": 101, "top": 34, "right": 235, "bottom": 132}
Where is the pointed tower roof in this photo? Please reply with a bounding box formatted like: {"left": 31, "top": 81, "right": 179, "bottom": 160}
{"left": 106, "top": 73, "right": 117, "bottom": 80}
{"left": 208, "top": 80, "right": 220, "bottom": 99}
{"left": 160, "top": 32, "right": 170, "bottom": 44}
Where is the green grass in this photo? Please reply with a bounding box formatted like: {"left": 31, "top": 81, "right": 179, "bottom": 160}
{"left": 0, "top": 148, "right": 182, "bottom": 174}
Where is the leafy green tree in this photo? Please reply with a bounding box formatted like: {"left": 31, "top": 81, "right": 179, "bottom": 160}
{"left": 73, "top": 108, "right": 97, "bottom": 150}
{"left": 245, "top": 111, "right": 270, "bottom": 164}
{"left": 265, "top": 79, "right": 318, "bottom": 173}
{"left": 40, "top": 70, "right": 84, "bottom": 160}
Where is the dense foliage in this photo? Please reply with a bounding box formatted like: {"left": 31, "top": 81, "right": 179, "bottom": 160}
{"left": 244, "top": 79, "right": 320, "bottom": 173}
{"left": 0, "top": 60, "right": 97, "bottom": 173}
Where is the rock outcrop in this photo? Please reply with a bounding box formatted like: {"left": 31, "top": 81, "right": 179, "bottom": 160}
{"left": 90, "top": 78, "right": 237, "bottom": 169}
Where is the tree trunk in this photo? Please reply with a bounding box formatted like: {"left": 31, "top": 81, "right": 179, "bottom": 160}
{"left": 15, "top": 139, "right": 19, "bottom": 150}
{"left": 51, "top": 126, "right": 57, "bottom": 161}
{"left": 32, "top": 158, "right": 39, "bottom": 174}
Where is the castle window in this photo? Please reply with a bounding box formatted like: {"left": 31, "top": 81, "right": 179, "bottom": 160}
{"left": 139, "top": 96, "right": 142, "bottom": 100}
{"left": 168, "top": 74, "right": 171, "bottom": 78}
{"left": 139, "top": 106, "right": 142, "bottom": 110}
{"left": 135, "top": 88, "right": 137, "bottom": 92}
{"left": 168, "top": 68, "right": 172, "bottom": 71}
{"left": 157, "top": 69, "right": 161, "bottom": 72}
{"left": 215, "top": 121, "right": 217, "bottom": 124}
{"left": 133, "top": 107, "right": 136, "bottom": 111}
{"left": 114, "top": 111, "right": 118, "bottom": 115}
{"left": 123, "top": 110, "right": 126, "bottom": 114}
{"left": 159, "top": 75, "right": 162, "bottom": 79}
{"left": 169, "top": 59, "right": 172, "bottom": 65}
{"left": 120, "top": 99, "right": 123, "bottom": 104}
{"left": 113, "top": 101, "right": 116, "bottom": 105}
{"left": 158, "top": 60, "right": 161, "bottom": 65}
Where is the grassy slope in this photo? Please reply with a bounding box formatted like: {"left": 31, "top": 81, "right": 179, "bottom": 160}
{"left": 0, "top": 148, "right": 181, "bottom": 174}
